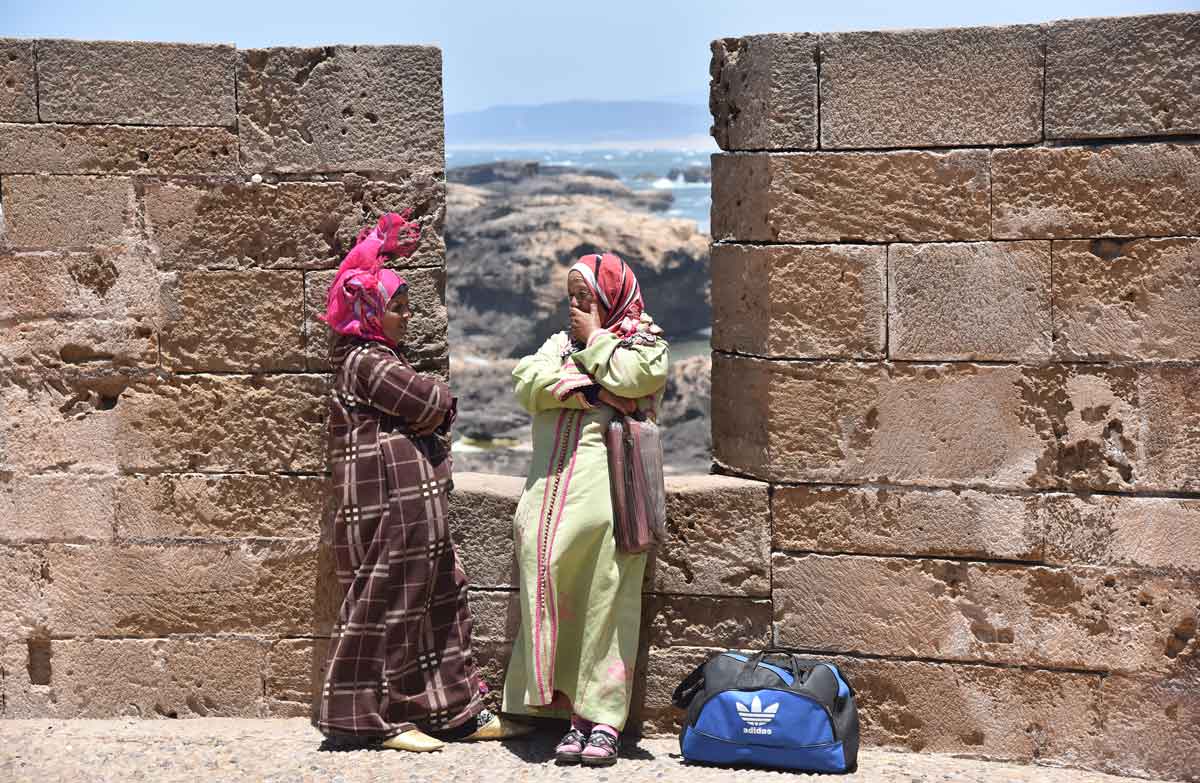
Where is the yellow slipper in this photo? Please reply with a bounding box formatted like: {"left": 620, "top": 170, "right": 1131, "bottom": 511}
{"left": 463, "top": 715, "right": 536, "bottom": 741}
{"left": 380, "top": 729, "right": 445, "bottom": 752}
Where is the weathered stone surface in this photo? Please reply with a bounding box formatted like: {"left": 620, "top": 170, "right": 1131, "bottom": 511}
{"left": 1053, "top": 238, "right": 1200, "bottom": 362}
{"left": 643, "top": 596, "right": 771, "bottom": 649}
{"left": 45, "top": 541, "right": 318, "bottom": 636}
{"left": 37, "top": 40, "right": 236, "bottom": 126}
{"left": 1, "top": 373, "right": 325, "bottom": 473}
{"left": 651, "top": 475, "right": 771, "bottom": 597}
{"left": 1138, "top": 366, "right": 1200, "bottom": 493}
{"left": 630, "top": 646, "right": 716, "bottom": 735}
{"left": 1043, "top": 494, "right": 1200, "bottom": 573}
{"left": 0, "top": 123, "right": 238, "bottom": 175}
{"left": 305, "top": 267, "right": 448, "bottom": 373}
{"left": 1045, "top": 13, "right": 1200, "bottom": 140}
{"left": 711, "top": 243, "right": 885, "bottom": 359}
{"left": 0, "top": 318, "right": 157, "bottom": 383}
{"left": 1, "top": 175, "right": 136, "bottom": 250}
{"left": 117, "top": 374, "right": 327, "bottom": 472}
{"left": 448, "top": 472, "right": 522, "bottom": 589}
{"left": 0, "top": 250, "right": 162, "bottom": 324}
{"left": 467, "top": 589, "right": 522, "bottom": 706}
{"left": 0, "top": 473, "right": 114, "bottom": 543}
{"left": 117, "top": 474, "right": 327, "bottom": 540}
{"left": 712, "top": 150, "right": 990, "bottom": 243}
{"left": 0, "top": 546, "right": 48, "bottom": 640}
{"left": 267, "top": 638, "right": 327, "bottom": 718}
{"left": 773, "top": 553, "right": 1200, "bottom": 674}
{"left": 888, "top": 242, "right": 1052, "bottom": 361}
{"left": 712, "top": 356, "right": 1054, "bottom": 488}
{"left": 840, "top": 656, "right": 1101, "bottom": 761}
{"left": 160, "top": 270, "right": 306, "bottom": 371}
{"left": 0, "top": 40, "right": 36, "bottom": 122}
{"left": 4, "top": 638, "right": 265, "bottom": 718}
{"left": 709, "top": 34, "right": 818, "bottom": 150}
{"left": 992, "top": 144, "right": 1200, "bottom": 239}
{"left": 773, "top": 486, "right": 1042, "bottom": 561}
{"left": 1093, "top": 663, "right": 1200, "bottom": 782}
{"left": 820, "top": 26, "right": 1043, "bottom": 149}
{"left": 238, "top": 46, "right": 443, "bottom": 173}
{"left": 1051, "top": 365, "right": 1140, "bottom": 492}
{"left": 144, "top": 175, "right": 446, "bottom": 272}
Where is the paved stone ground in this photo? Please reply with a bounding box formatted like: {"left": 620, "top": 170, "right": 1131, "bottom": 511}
{"left": 0, "top": 719, "right": 1168, "bottom": 783}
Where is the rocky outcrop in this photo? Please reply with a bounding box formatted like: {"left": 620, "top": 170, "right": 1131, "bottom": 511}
{"left": 445, "top": 163, "right": 710, "bottom": 359}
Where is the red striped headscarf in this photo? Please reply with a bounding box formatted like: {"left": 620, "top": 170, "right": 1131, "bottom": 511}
{"left": 568, "top": 252, "right": 645, "bottom": 339}
{"left": 320, "top": 211, "right": 420, "bottom": 347}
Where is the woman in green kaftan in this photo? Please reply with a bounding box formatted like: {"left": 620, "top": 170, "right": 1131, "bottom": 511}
{"left": 502, "top": 252, "right": 669, "bottom": 767}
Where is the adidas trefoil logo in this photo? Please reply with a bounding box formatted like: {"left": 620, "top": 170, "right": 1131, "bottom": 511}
{"left": 736, "top": 695, "right": 780, "bottom": 735}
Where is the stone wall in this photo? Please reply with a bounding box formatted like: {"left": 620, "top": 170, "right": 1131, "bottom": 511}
{"left": 709, "top": 12, "right": 1198, "bottom": 782}
{"left": 0, "top": 40, "right": 448, "bottom": 718}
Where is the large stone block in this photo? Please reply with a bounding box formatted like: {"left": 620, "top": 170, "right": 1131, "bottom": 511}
{"left": 1043, "top": 494, "right": 1200, "bottom": 573}
{"left": 1045, "top": 13, "right": 1200, "bottom": 140}
{"left": 2, "top": 373, "right": 326, "bottom": 474}
{"left": 116, "top": 373, "right": 327, "bottom": 473}
{"left": 773, "top": 485, "right": 1042, "bottom": 561}
{"left": 992, "top": 144, "right": 1200, "bottom": 239}
{"left": 0, "top": 473, "right": 114, "bottom": 544}
{"left": 238, "top": 46, "right": 444, "bottom": 173}
{"left": 819, "top": 26, "right": 1043, "bottom": 149}
{"left": 0, "top": 546, "right": 48, "bottom": 640}
{"left": 305, "top": 266, "right": 448, "bottom": 373}
{"left": 643, "top": 595, "right": 771, "bottom": 649}
{"left": 36, "top": 40, "right": 236, "bottom": 126}
{"left": 651, "top": 474, "right": 771, "bottom": 597}
{"left": 1138, "top": 366, "right": 1200, "bottom": 493}
{"left": 711, "top": 150, "right": 990, "bottom": 243}
{"left": 160, "top": 270, "right": 306, "bottom": 371}
{"left": 0, "top": 40, "right": 36, "bottom": 122}
{"left": 0, "top": 250, "right": 162, "bottom": 325}
{"left": 267, "top": 638, "right": 328, "bottom": 718}
{"left": 4, "top": 638, "right": 265, "bottom": 718}
{"left": 1092, "top": 662, "right": 1200, "bottom": 782}
{"left": 1053, "top": 238, "right": 1200, "bottom": 362}
{"left": 0, "top": 123, "right": 237, "bottom": 175}
{"left": 45, "top": 541, "right": 318, "bottom": 636}
{"left": 0, "top": 318, "right": 158, "bottom": 385}
{"left": 143, "top": 175, "right": 446, "bottom": 271}
{"left": 773, "top": 553, "right": 1200, "bottom": 674}
{"left": 709, "top": 34, "right": 818, "bottom": 150}
{"left": 712, "top": 356, "right": 1054, "bottom": 488}
{"left": 1, "top": 175, "right": 136, "bottom": 250}
{"left": 839, "top": 656, "right": 1101, "bottom": 761}
{"left": 448, "top": 472, "right": 522, "bottom": 589}
{"left": 888, "top": 242, "right": 1052, "bottom": 361}
{"left": 630, "top": 646, "right": 716, "bottom": 736}
{"left": 710, "top": 243, "right": 885, "bottom": 359}
{"left": 116, "top": 474, "right": 327, "bottom": 540}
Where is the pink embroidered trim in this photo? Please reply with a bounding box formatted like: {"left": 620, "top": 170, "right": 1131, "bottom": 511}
{"left": 532, "top": 410, "right": 569, "bottom": 702}
{"left": 543, "top": 412, "right": 584, "bottom": 692}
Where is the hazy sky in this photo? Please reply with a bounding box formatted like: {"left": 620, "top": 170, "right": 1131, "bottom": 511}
{"left": 2, "top": 0, "right": 1195, "bottom": 114}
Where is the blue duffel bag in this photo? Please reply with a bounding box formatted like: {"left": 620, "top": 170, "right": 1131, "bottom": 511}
{"left": 671, "top": 648, "right": 860, "bottom": 773}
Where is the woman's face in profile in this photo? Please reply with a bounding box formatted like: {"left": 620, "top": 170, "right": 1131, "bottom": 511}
{"left": 381, "top": 292, "right": 411, "bottom": 344}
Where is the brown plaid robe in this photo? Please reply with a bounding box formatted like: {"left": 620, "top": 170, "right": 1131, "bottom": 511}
{"left": 318, "top": 337, "right": 483, "bottom": 738}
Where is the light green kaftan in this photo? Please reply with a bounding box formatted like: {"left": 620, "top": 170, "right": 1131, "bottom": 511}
{"left": 501, "top": 329, "right": 669, "bottom": 729}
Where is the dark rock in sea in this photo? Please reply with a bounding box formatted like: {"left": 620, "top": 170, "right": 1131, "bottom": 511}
{"left": 666, "top": 164, "right": 711, "bottom": 183}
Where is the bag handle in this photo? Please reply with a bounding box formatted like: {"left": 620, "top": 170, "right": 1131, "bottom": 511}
{"left": 671, "top": 660, "right": 708, "bottom": 709}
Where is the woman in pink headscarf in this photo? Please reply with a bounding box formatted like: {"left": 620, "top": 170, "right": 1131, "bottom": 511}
{"left": 502, "top": 252, "right": 669, "bottom": 767}
{"left": 316, "top": 212, "right": 528, "bottom": 752}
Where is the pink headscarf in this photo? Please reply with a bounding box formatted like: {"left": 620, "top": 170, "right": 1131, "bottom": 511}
{"left": 568, "top": 252, "right": 645, "bottom": 338}
{"left": 321, "top": 211, "right": 420, "bottom": 346}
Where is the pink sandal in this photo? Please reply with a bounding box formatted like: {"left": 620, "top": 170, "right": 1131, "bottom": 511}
{"left": 555, "top": 728, "right": 588, "bottom": 765}
{"left": 581, "top": 726, "right": 619, "bottom": 767}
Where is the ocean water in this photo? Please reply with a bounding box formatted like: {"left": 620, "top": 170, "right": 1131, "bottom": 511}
{"left": 446, "top": 147, "right": 713, "bottom": 233}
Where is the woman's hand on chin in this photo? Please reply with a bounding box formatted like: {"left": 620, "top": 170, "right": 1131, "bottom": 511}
{"left": 598, "top": 388, "right": 637, "bottom": 415}
{"left": 569, "top": 302, "right": 602, "bottom": 344}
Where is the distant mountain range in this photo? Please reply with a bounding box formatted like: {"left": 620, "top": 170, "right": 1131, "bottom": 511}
{"left": 446, "top": 100, "right": 711, "bottom": 146}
